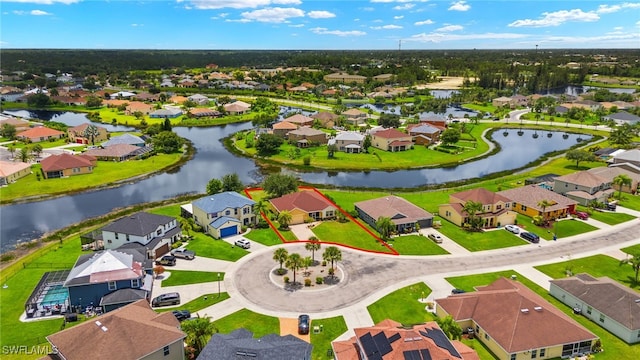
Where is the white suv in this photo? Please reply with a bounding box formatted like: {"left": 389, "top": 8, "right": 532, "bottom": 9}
{"left": 234, "top": 238, "right": 251, "bottom": 249}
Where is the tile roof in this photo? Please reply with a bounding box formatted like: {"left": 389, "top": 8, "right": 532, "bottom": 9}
{"left": 17, "top": 126, "right": 64, "bottom": 139}
{"left": 0, "top": 160, "right": 31, "bottom": 177}
{"left": 198, "top": 328, "right": 312, "bottom": 360}
{"left": 335, "top": 131, "right": 365, "bottom": 141}
{"left": 555, "top": 171, "right": 609, "bottom": 188}
{"left": 311, "top": 111, "right": 339, "bottom": 120}
{"left": 102, "top": 133, "right": 145, "bottom": 146}
{"left": 84, "top": 144, "right": 142, "bottom": 158}
{"left": 40, "top": 153, "right": 96, "bottom": 172}
{"left": 355, "top": 196, "right": 433, "bottom": 226}
{"left": 615, "top": 149, "right": 640, "bottom": 162}
{"left": 343, "top": 108, "right": 366, "bottom": 116}
{"left": 332, "top": 319, "right": 479, "bottom": 360}
{"left": 588, "top": 166, "right": 640, "bottom": 183}
{"left": 64, "top": 249, "right": 142, "bottom": 287}
{"left": 101, "top": 212, "right": 176, "bottom": 237}
{"left": 69, "top": 123, "right": 106, "bottom": 133}
{"left": 436, "top": 278, "right": 597, "bottom": 353}
{"left": 498, "top": 185, "right": 578, "bottom": 211}
{"left": 284, "top": 114, "right": 314, "bottom": 124}
{"left": 192, "top": 191, "right": 255, "bottom": 214}
{"left": 409, "top": 124, "right": 440, "bottom": 134}
{"left": 272, "top": 121, "right": 298, "bottom": 130}
{"left": 373, "top": 128, "right": 408, "bottom": 139}
{"left": 270, "top": 190, "right": 336, "bottom": 213}
{"left": 288, "top": 126, "right": 326, "bottom": 136}
{"left": 550, "top": 274, "right": 640, "bottom": 330}
{"left": 47, "top": 300, "right": 184, "bottom": 360}
{"left": 451, "top": 188, "right": 511, "bottom": 205}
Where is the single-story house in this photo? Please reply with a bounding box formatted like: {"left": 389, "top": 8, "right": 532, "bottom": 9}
{"left": 498, "top": 185, "right": 578, "bottom": 220}
{"left": 0, "top": 160, "right": 31, "bottom": 185}
{"left": 197, "top": 328, "right": 312, "bottom": 360}
{"left": 371, "top": 128, "right": 413, "bottom": 152}
{"left": 550, "top": 274, "right": 640, "bottom": 344}
{"left": 287, "top": 126, "right": 328, "bottom": 146}
{"left": 332, "top": 319, "right": 479, "bottom": 360}
{"left": 311, "top": 111, "right": 339, "bottom": 128}
{"left": 67, "top": 123, "right": 109, "bottom": 145}
{"left": 269, "top": 190, "right": 337, "bottom": 225}
{"left": 45, "top": 300, "right": 185, "bottom": 360}
{"left": 552, "top": 171, "right": 614, "bottom": 206}
{"left": 0, "top": 116, "right": 31, "bottom": 132}
{"left": 342, "top": 108, "right": 368, "bottom": 126}
{"left": 109, "top": 91, "right": 136, "bottom": 100}
{"left": 16, "top": 126, "right": 65, "bottom": 143}
{"left": 603, "top": 111, "right": 640, "bottom": 126}
{"left": 324, "top": 72, "right": 367, "bottom": 84}
{"left": 84, "top": 144, "right": 151, "bottom": 162}
{"left": 40, "top": 153, "right": 96, "bottom": 179}
{"left": 224, "top": 100, "right": 251, "bottom": 114}
{"left": 355, "top": 195, "right": 433, "bottom": 234}
{"left": 188, "top": 108, "right": 221, "bottom": 118}
{"left": 101, "top": 212, "right": 181, "bottom": 258}
{"left": 188, "top": 94, "right": 210, "bottom": 105}
{"left": 272, "top": 121, "right": 298, "bottom": 138}
{"left": 330, "top": 131, "right": 365, "bottom": 153}
{"left": 492, "top": 96, "right": 513, "bottom": 108}
{"left": 191, "top": 191, "right": 256, "bottom": 238}
{"left": 284, "top": 114, "right": 314, "bottom": 127}
{"left": 439, "top": 188, "right": 516, "bottom": 228}
{"left": 125, "top": 101, "right": 154, "bottom": 116}
{"left": 149, "top": 108, "right": 182, "bottom": 118}
{"left": 102, "top": 133, "right": 146, "bottom": 147}
{"left": 436, "top": 277, "right": 598, "bottom": 360}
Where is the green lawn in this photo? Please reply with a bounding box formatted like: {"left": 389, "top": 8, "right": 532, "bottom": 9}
{"left": 622, "top": 244, "right": 640, "bottom": 255}
{"left": 515, "top": 214, "right": 599, "bottom": 240}
{"left": 437, "top": 220, "right": 527, "bottom": 251}
{"left": 310, "top": 316, "right": 348, "bottom": 360}
{"left": 161, "top": 270, "right": 224, "bottom": 287}
{"left": 367, "top": 282, "right": 435, "bottom": 325}
{"left": 616, "top": 194, "right": 640, "bottom": 211}
{"left": 388, "top": 235, "right": 450, "bottom": 255}
{"left": 535, "top": 254, "right": 640, "bottom": 290}
{"left": 185, "top": 234, "right": 249, "bottom": 261}
{"left": 0, "top": 153, "right": 183, "bottom": 204}
{"left": 215, "top": 308, "right": 280, "bottom": 337}
{"left": 446, "top": 270, "right": 523, "bottom": 292}
{"left": 157, "top": 293, "right": 230, "bottom": 314}
{"left": 244, "top": 228, "right": 284, "bottom": 246}
{"left": 587, "top": 210, "right": 637, "bottom": 225}
{"left": 311, "top": 220, "right": 392, "bottom": 253}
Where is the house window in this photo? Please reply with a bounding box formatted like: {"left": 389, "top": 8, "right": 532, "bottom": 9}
{"left": 586, "top": 306, "right": 592, "bottom": 315}
{"left": 539, "top": 348, "right": 546, "bottom": 357}
{"left": 521, "top": 205, "right": 527, "bottom": 211}
{"left": 131, "top": 279, "right": 140, "bottom": 288}
{"left": 637, "top": 331, "right": 640, "bottom": 339}
{"left": 73, "top": 167, "right": 80, "bottom": 173}
{"left": 234, "top": 209, "right": 238, "bottom": 215}
{"left": 506, "top": 203, "right": 510, "bottom": 208}
{"left": 108, "top": 281, "right": 117, "bottom": 291}
{"left": 226, "top": 210, "right": 231, "bottom": 215}
{"left": 531, "top": 349, "right": 537, "bottom": 359}
{"left": 126, "top": 234, "right": 130, "bottom": 242}
{"left": 156, "top": 229, "right": 162, "bottom": 236}
{"left": 510, "top": 354, "right": 516, "bottom": 360}
{"left": 599, "top": 314, "right": 605, "bottom": 323}
{"left": 107, "top": 240, "right": 112, "bottom": 244}
{"left": 115, "top": 233, "right": 119, "bottom": 239}
{"left": 445, "top": 211, "right": 451, "bottom": 217}
{"left": 475, "top": 325, "right": 479, "bottom": 333}
{"left": 163, "top": 346, "right": 170, "bottom": 356}
{"left": 497, "top": 204, "right": 502, "bottom": 210}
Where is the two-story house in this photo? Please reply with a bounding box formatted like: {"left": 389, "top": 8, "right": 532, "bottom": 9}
{"left": 408, "top": 123, "right": 441, "bottom": 145}
{"left": 191, "top": 191, "right": 256, "bottom": 238}
{"left": 498, "top": 185, "right": 578, "bottom": 220}
{"left": 101, "top": 212, "right": 181, "bottom": 258}
{"left": 67, "top": 123, "right": 109, "bottom": 145}
{"left": 329, "top": 131, "right": 365, "bottom": 153}
{"left": 371, "top": 128, "right": 413, "bottom": 152}
{"left": 342, "top": 108, "right": 368, "bottom": 126}
{"left": 439, "top": 188, "right": 516, "bottom": 228}
{"left": 552, "top": 171, "right": 614, "bottom": 206}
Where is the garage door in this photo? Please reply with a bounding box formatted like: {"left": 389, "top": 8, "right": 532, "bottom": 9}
{"left": 154, "top": 243, "right": 170, "bottom": 258}
{"left": 220, "top": 225, "right": 238, "bottom": 238}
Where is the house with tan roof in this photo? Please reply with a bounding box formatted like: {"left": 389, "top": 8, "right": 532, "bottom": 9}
{"left": 588, "top": 166, "right": 640, "bottom": 194}
{"left": 329, "top": 131, "right": 365, "bottom": 153}
{"left": 67, "top": 123, "right": 108, "bottom": 145}
{"left": 550, "top": 274, "right": 640, "bottom": 344}
{"left": 16, "top": 126, "right": 64, "bottom": 143}
{"left": 342, "top": 108, "right": 368, "bottom": 126}
{"left": 223, "top": 100, "right": 251, "bottom": 115}
{"left": 324, "top": 72, "right": 367, "bottom": 84}
{"left": 286, "top": 126, "right": 328, "bottom": 147}
{"left": 284, "top": 113, "right": 314, "bottom": 127}
{"left": 498, "top": 185, "right": 578, "bottom": 220}
{"left": 371, "top": 128, "right": 413, "bottom": 152}
{"left": 272, "top": 121, "right": 298, "bottom": 138}
{"left": 44, "top": 299, "right": 185, "bottom": 360}
{"left": 552, "top": 171, "right": 614, "bottom": 205}
{"left": 84, "top": 144, "right": 150, "bottom": 162}
{"left": 439, "top": 188, "right": 516, "bottom": 228}
{"left": 436, "top": 277, "right": 598, "bottom": 360}
{"left": 311, "top": 111, "right": 339, "bottom": 128}
{"left": 124, "top": 101, "right": 154, "bottom": 116}
{"left": 355, "top": 195, "right": 433, "bottom": 234}
{"left": 332, "top": 319, "right": 479, "bottom": 360}
{"left": 0, "top": 160, "right": 31, "bottom": 185}
{"left": 40, "top": 153, "right": 96, "bottom": 179}
{"left": 0, "top": 116, "right": 31, "bottom": 132}
{"left": 269, "top": 189, "right": 337, "bottom": 225}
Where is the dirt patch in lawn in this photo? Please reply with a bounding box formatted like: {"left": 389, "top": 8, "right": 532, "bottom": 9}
{"left": 280, "top": 317, "right": 310, "bottom": 342}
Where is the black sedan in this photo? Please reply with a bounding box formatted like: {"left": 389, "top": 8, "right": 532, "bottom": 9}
{"left": 298, "top": 314, "right": 310, "bottom": 335}
{"left": 172, "top": 310, "right": 191, "bottom": 321}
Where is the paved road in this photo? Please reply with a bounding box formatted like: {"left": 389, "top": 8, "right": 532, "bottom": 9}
{"left": 228, "top": 217, "right": 639, "bottom": 317}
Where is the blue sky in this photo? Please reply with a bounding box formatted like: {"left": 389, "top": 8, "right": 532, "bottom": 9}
{"left": 1, "top": 0, "right": 638, "bottom": 49}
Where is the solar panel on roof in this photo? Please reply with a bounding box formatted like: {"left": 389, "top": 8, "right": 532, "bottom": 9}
{"left": 403, "top": 350, "right": 421, "bottom": 360}
{"left": 373, "top": 332, "right": 393, "bottom": 356}
{"left": 420, "top": 349, "right": 432, "bottom": 360}
{"left": 360, "top": 333, "right": 378, "bottom": 357}
{"left": 388, "top": 333, "right": 402, "bottom": 343}
{"left": 423, "top": 328, "right": 462, "bottom": 358}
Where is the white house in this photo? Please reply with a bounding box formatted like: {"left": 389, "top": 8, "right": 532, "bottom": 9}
{"left": 101, "top": 212, "right": 181, "bottom": 258}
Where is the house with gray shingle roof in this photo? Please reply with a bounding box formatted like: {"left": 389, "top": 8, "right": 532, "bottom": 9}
{"left": 611, "top": 149, "right": 640, "bottom": 168}
{"left": 287, "top": 126, "right": 328, "bottom": 146}
{"left": 408, "top": 123, "right": 441, "bottom": 145}
{"left": 191, "top": 191, "right": 256, "bottom": 238}
{"left": 101, "top": 212, "right": 181, "bottom": 257}
{"left": 149, "top": 108, "right": 183, "bottom": 118}
{"left": 603, "top": 111, "right": 640, "bottom": 126}
{"left": 552, "top": 171, "right": 614, "bottom": 205}
{"left": 197, "top": 328, "right": 312, "bottom": 360}
{"left": 102, "top": 133, "right": 146, "bottom": 147}
{"left": 356, "top": 195, "right": 433, "bottom": 233}
{"left": 329, "top": 131, "right": 365, "bottom": 153}
{"left": 550, "top": 274, "right": 640, "bottom": 344}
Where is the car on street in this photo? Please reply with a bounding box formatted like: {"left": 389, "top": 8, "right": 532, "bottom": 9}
{"left": 155, "top": 255, "right": 176, "bottom": 266}
{"left": 504, "top": 224, "right": 520, "bottom": 234}
{"left": 451, "top": 288, "right": 466, "bottom": 294}
{"left": 235, "top": 238, "right": 251, "bottom": 249}
{"left": 574, "top": 211, "right": 589, "bottom": 220}
{"left": 171, "top": 248, "right": 196, "bottom": 260}
{"left": 172, "top": 309, "right": 191, "bottom": 321}
{"left": 520, "top": 231, "right": 540, "bottom": 243}
{"left": 298, "top": 314, "right": 310, "bottom": 335}
{"left": 428, "top": 233, "right": 443, "bottom": 243}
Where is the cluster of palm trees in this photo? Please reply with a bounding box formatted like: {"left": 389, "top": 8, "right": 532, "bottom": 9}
{"left": 272, "top": 243, "right": 342, "bottom": 284}
{"left": 7, "top": 143, "right": 43, "bottom": 163}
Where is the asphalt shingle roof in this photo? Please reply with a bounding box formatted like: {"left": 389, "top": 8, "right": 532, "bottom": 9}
{"left": 197, "top": 329, "right": 312, "bottom": 360}
{"left": 192, "top": 191, "right": 255, "bottom": 214}
{"left": 101, "top": 212, "right": 175, "bottom": 236}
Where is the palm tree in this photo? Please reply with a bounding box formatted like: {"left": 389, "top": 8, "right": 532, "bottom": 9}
{"left": 613, "top": 174, "right": 632, "bottom": 200}
{"left": 31, "top": 144, "right": 43, "bottom": 158}
{"left": 83, "top": 124, "right": 100, "bottom": 145}
{"left": 322, "top": 246, "right": 342, "bottom": 271}
{"left": 18, "top": 147, "right": 31, "bottom": 163}
{"left": 301, "top": 256, "right": 313, "bottom": 277}
{"left": 537, "top": 199, "right": 553, "bottom": 221}
{"left": 178, "top": 217, "right": 194, "bottom": 239}
{"left": 462, "top": 201, "right": 484, "bottom": 230}
{"left": 277, "top": 210, "right": 292, "bottom": 230}
{"left": 305, "top": 240, "right": 321, "bottom": 264}
{"left": 7, "top": 144, "right": 16, "bottom": 159}
{"left": 620, "top": 253, "right": 640, "bottom": 283}
{"left": 285, "top": 253, "right": 303, "bottom": 284}
{"left": 273, "top": 248, "right": 289, "bottom": 271}
{"left": 253, "top": 199, "right": 267, "bottom": 217}
{"left": 375, "top": 216, "right": 395, "bottom": 240}
{"left": 181, "top": 315, "right": 218, "bottom": 358}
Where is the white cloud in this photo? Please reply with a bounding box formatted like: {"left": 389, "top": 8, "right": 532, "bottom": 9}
{"left": 225, "top": 18, "right": 252, "bottom": 23}
{"left": 414, "top": 19, "right": 434, "bottom": 26}
{"left": 30, "top": 9, "right": 51, "bottom": 15}
{"left": 394, "top": 15, "right": 404, "bottom": 19}
{"left": 597, "top": 2, "right": 640, "bottom": 14}
{"left": 436, "top": 24, "right": 463, "bottom": 32}
{"left": 508, "top": 9, "right": 599, "bottom": 27}
{"left": 240, "top": 7, "right": 304, "bottom": 23}
{"left": 408, "top": 31, "right": 527, "bottom": 43}
{"left": 371, "top": 24, "right": 403, "bottom": 30}
{"left": 393, "top": 4, "right": 414, "bottom": 10}
{"left": 307, "top": 10, "right": 335, "bottom": 19}
{"left": 184, "top": 0, "right": 301, "bottom": 10}
{"left": 637, "top": 20, "right": 640, "bottom": 26}
{"left": 448, "top": 1, "right": 470, "bottom": 11}
{"left": 131, "top": 23, "right": 143, "bottom": 27}
{"left": 12, "top": 10, "right": 26, "bottom": 15}
{"left": 362, "top": 7, "right": 375, "bottom": 11}
{"left": 614, "top": 26, "right": 623, "bottom": 30}
{"left": 310, "top": 27, "right": 366, "bottom": 37}
{"left": 371, "top": 0, "right": 430, "bottom": 2}
{"left": 289, "top": 23, "right": 304, "bottom": 27}
{"left": 3, "top": 0, "right": 79, "bottom": 4}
